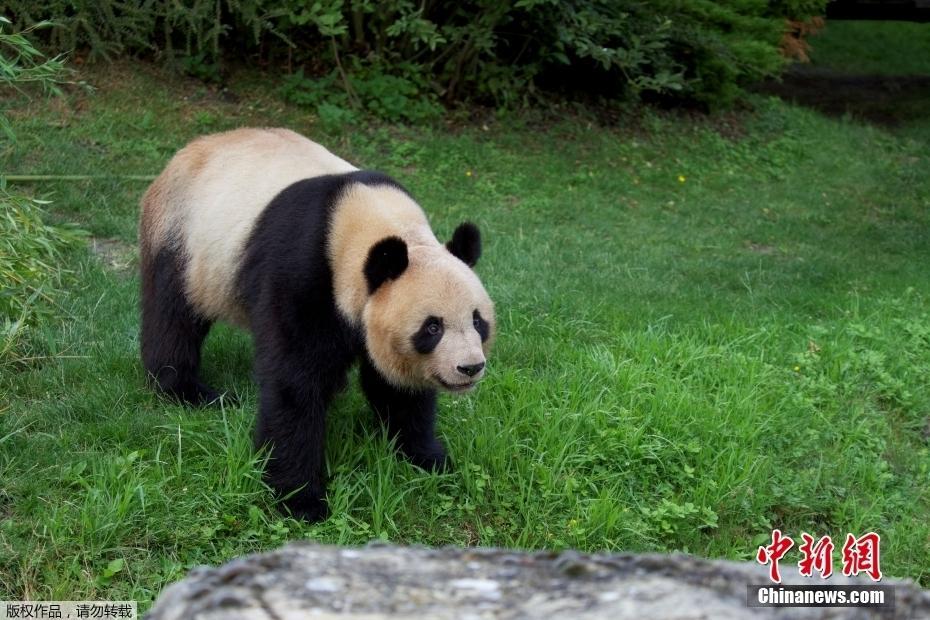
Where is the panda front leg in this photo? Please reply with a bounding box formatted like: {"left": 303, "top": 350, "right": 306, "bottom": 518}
{"left": 255, "top": 379, "right": 329, "bottom": 522}
{"left": 359, "top": 357, "right": 449, "bottom": 472}
{"left": 253, "top": 339, "right": 350, "bottom": 522}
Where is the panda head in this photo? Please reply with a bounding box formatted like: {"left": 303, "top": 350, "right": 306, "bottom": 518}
{"left": 362, "top": 222, "right": 495, "bottom": 393}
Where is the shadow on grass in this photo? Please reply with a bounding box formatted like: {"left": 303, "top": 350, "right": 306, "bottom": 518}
{"left": 756, "top": 65, "right": 930, "bottom": 129}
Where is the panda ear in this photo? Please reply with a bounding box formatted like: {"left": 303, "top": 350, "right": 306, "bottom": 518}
{"left": 364, "top": 236, "right": 408, "bottom": 293}
{"left": 446, "top": 221, "right": 481, "bottom": 267}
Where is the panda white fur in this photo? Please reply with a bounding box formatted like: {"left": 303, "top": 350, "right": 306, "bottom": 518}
{"left": 139, "top": 128, "right": 495, "bottom": 521}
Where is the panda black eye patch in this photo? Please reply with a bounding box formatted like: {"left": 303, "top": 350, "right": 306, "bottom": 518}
{"left": 412, "top": 316, "right": 444, "bottom": 354}
{"left": 473, "top": 309, "right": 490, "bottom": 342}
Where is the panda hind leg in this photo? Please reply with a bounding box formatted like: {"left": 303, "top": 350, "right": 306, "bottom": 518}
{"left": 140, "top": 246, "right": 221, "bottom": 406}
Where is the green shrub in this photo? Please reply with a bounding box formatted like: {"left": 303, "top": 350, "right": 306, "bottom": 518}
{"left": 1, "top": 17, "right": 84, "bottom": 367}
{"left": 4, "top": 1, "right": 830, "bottom": 112}
{"left": 0, "top": 189, "right": 85, "bottom": 367}
{"left": 0, "top": 15, "right": 68, "bottom": 138}
{"left": 279, "top": 63, "right": 442, "bottom": 126}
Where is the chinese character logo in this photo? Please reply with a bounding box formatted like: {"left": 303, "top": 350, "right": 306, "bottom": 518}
{"left": 842, "top": 532, "right": 882, "bottom": 581}
{"left": 756, "top": 529, "right": 882, "bottom": 583}
{"left": 756, "top": 529, "right": 794, "bottom": 583}
{"left": 798, "top": 533, "right": 834, "bottom": 578}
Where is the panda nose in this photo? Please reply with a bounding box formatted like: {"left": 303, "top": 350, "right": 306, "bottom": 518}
{"left": 457, "top": 362, "right": 485, "bottom": 378}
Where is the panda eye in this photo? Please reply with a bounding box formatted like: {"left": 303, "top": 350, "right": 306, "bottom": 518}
{"left": 413, "top": 316, "right": 444, "bottom": 354}
{"left": 472, "top": 309, "right": 489, "bottom": 342}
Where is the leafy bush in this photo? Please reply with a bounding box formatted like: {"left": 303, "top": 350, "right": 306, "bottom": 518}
{"left": 4, "top": 1, "right": 830, "bottom": 113}
{"left": 279, "top": 63, "right": 442, "bottom": 127}
{"left": 0, "top": 189, "right": 85, "bottom": 367}
{"left": 1, "top": 17, "right": 84, "bottom": 367}
{"left": 0, "top": 15, "right": 68, "bottom": 137}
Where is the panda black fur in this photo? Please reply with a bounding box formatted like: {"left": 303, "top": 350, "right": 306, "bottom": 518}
{"left": 139, "top": 128, "right": 495, "bottom": 521}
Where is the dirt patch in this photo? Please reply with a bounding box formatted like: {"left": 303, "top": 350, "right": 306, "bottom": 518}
{"left": 745, "top": 241, "right": 778, "bottom": 255}
{"left": 756, "top": 65, "right": 930, "bottom": 127}
{"left": 90, "top": 237, "right": 136, "bottom": 274}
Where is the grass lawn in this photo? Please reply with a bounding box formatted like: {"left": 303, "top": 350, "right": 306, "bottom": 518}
{"left": 2, "top": 27, "right": 929, "bottom": 607}
{"left": 808, "top": 20, "right": 930, "bottom": 75}
{"left": 772, "top": 20, "right": 930, "bottom": 133}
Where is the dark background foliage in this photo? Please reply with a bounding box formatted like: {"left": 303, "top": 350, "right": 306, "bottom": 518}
{"left": 1, "top": 1, "right": 829, "bottom": 118}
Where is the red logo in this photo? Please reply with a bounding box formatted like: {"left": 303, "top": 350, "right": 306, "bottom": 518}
{"left": 756, "top": 529, "right": 794, "bottom": 583}
{"left": 798, "top": 533, "right": 834, "bottom": 578}
{"left": 842, "top": 532, "right": 882, "bottom": 581}
{"left": 756, "top": 530, "right": 882, "bottom": 582}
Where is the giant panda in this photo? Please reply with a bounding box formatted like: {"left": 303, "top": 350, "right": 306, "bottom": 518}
{"left": 139, "top": 128, "right": 495, "bottom": 521}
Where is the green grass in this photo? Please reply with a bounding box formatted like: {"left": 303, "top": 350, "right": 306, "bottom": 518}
{"left": 1, "top": 58, "right": 929, "bottom": 609}
{"left": 809, "top": 20, "right": 930, "bottom": 75}
{"left": 786, "top": 20, "right": 930, "bottom": 136}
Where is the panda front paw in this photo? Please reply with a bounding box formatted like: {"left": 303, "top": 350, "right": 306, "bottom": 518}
{"left": 281, "top": 492, "right": 329, "bottom": 523}
{"left": 406, "top": 446, "right": 452, "bottom": 473}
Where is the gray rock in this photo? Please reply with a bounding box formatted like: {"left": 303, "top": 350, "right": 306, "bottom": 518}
{"left": 145, "top": 543, "right": 930, "bottom": 619}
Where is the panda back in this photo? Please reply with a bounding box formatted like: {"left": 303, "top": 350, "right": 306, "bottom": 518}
{"left": 143, "top": 128, "right": 357, "bottom": 325}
